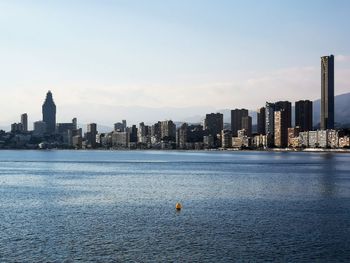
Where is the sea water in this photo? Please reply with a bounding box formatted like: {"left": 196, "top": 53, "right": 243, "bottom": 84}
{"left": 0, "top": 150, "right": 349, "bottom": 262}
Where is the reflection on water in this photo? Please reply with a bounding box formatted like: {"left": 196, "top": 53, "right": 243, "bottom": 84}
{"left": 0, "top": 150, "right": 349, "bottom": 261}
{"left": 319, "top": 153, "right": 337, "bottom": 197}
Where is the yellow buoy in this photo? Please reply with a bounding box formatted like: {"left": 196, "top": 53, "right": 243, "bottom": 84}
{"left": 175, "top": 202, "right": 182, "bottom": 210}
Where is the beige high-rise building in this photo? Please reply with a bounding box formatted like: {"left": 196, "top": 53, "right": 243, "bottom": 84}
{"left": 274, "top": 110, "right": 288, "bottom": 148}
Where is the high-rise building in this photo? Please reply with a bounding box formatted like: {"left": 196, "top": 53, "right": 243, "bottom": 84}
{"left": 265, "top": 102, "right": 275, "bottom": 135}
{"left": 288, "top": 127, "right": 300, "bottom": 147}
{"left": 111, "top": 131, "right": 129, "bottom": 148}
{"left": 275, "top": 101, "right": 292, "bottom": 128}
{"left": 86, "top": 123, "right": 97, "bottom": 148}
{"left": 187, "top": 124, "right": 204, "bottom": 144}
{"left": 265, "top": 101, "right": 291, "bottom": 147}
{"left": 68, "top": 128, "right": 82, "bottom": 146}
{"left": 257, "top": 107, "right": 266, "bottom": 135}
{"left": 321, "top": 55, "right": 334, "bottom": 130}
{"left": 177, "top": 123, "right": 188, "bottom": 149}
{"left": 42, "top": 91, "right": 56, "bottom": 134}
{"left": 138, "top": 122, "right": 149, "bottom": 144}
{"left": 151, "top": 121, "right": 162, "bottom": 143}
{"left": 265, "top": 102, "right": 275, "bottom": 146}
{"left": 241, "top": 116, "right": 252, "bottom": 137}
{"left": 295, "top": 100, "right": 313, "bottom": 131}
{"left": 203, "top": 135, "right": 214, "bottom": 149}
{"left": 72, "top": 118, "right": 77, "bottom": 130}
{"left": 11, "top": 123, "right": 23, "bottom": 133}
{"left": 33, "top": 121, "right": 47, "bottom": 136}
{"left": 129, "top": 125, "right": 138, "bottom": 143}
{"left": 56, "top": 122, "right": 76, "bottom": 134}
{"left": 21, "top": 113, "right": 28, "bottom": 132}
{"left": 231, "top": 109, "right": 248, "bottom": 136}
{"left": 56, "top": 119, "right": 77, "bottom": 144}
{"left": 161, "top": 120, "right": 176, "bottom": 142}
{"left": 114, "top": 120, "right": 127, "bottom": 132}
{"left": 274, "top": 110, "right": 288, "bottom": 148}
{"left": 204, "top": 113, "right": 223, "bottom": 137}
{"left": 87, "top": 123, "right": 97, "bottom": 134}
{"left": 221, "top": 129, "right": 232, "bottom": 148}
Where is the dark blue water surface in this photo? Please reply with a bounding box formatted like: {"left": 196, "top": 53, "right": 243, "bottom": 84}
{"left": 0, "top": 150, "right": 349, "bottom": 262}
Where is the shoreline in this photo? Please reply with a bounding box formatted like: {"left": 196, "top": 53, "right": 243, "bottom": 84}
{"left": 0, "top": 148, "right": 350, "bottom": 153}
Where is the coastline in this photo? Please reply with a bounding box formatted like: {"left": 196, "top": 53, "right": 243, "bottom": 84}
{"left": 1, "top": 147, "right": 350, "bottom": 153}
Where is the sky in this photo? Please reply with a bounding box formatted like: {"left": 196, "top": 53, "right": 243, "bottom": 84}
{"left": 0, "top": 0, "right": 350, "bottom": 127}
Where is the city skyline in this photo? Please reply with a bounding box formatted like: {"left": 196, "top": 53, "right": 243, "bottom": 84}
{"left": 1, "top": 83, "right": 350, "bottom": 132}
{"left": 0, "top": 55, "right": 347, "bottom": 134}
{"left": 0, "top": 54, "right": 340, "bottom": 134}
{"left": 1, "top": 1, "right": 350, "bottom": 126}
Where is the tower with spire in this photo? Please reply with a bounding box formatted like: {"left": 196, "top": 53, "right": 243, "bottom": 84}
{"left": 42, "top": 90, "right": 56, "bottom": 134}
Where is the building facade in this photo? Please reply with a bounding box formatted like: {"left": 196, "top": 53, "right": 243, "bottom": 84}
{"left": 231, "top": 109, "right": 248, "bottom": 136}
{"left": 33, "top": 121, "right": 46, "bottom": 136}
{"left": 241, "top": 116, "right": 252, "bottom": 137}
{"left": 42, "top": 91, "right": 56, "bottom": 134}
{"left": 161, "top": 120, "right": 176, "bottom": 142}
{"left": 295, "top": 100, "right": 313, "bottom": 132}
{"left": 177, "top": 123, "right": 188, "bottom": 149}
{"left": 21, "top": 113, "right": 28, "bottom": 132}
{"left": 221, "top": 129, "right": 232, "bottom": 148}
{"left": 257, "top": 107, "right": 266, "bottom": 135}
{"left": 275, "top": 101, "right": 292, "bottom": 128}
{"left": 86, "top": 123, "right": 97, "bottom": 148}
{"left": 321, "top": 55, "right": 335, "bottom": 130}
{"left": 265, "top": 102, "right": 275, "bottom": 146}
{"left": 204, "top": 113, "right": 223, "bottom": 138}
{"left": 274, "top": 110, "right": 288, "bottom": 148}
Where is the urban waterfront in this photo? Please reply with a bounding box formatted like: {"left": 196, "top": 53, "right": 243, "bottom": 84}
{"left": 0, "top": 150, "right": 349, "bottom": 262}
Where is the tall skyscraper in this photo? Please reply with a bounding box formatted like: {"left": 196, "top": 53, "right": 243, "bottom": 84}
{"left": 221, "top": 129, "right": 233, "bottom": 148}
{"left": 72, "top": 118, "right": 77, "bottom": 130}
{"left": 86, "top": 123, "right": 97, "bottom": 148}
{"left": 177, "top": 123, "right": 188, "bottom": 149}
{"left": 257, "top": 107, "right": 266, "bottom": 135}
{"left": 321, "top": 55, "right": 334, "bottom": 130}
{"left": 295, "top": 100, "right": 313, "bottom": 131}
{"left": 275, "top": 101, "right": 292, "bottom": 128}
{"left": 265, "top": 102, "right": 275, "bottom": 136}
{"left": 265, "top": 101, "right": 290, "bottom": 147}
{"left": 241, "top": 116, "right": 252, "bottom": 137}
{"left": 42, "top": 91, "right": 56, "bottom": 134}
{"left": 114, "top": 122, "right": 125, "bottom": 132}
{"left": 129, "top": 125, "right": 138, "bottom": 143}
{"left": 204, "top": 113, "right": 223, "bottom": 137}
{"left": 274, "top": 110, "right": 288, "bottom": 148}
{"left": 161, "top": 120, "right": 176, "bottom": 142}
{"left": 231, "top": 109, "right": 248, "bottom": 136}
{"left": 138, "top": 122, "right": 149, "bottom": 143}
{"left": 151, "top": 121, "right": 162, "bottom": 142}
{"left": 21, "top": 113, "right": 28, "bottom": 132}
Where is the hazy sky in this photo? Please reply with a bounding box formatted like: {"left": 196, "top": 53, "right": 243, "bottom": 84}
{"left": 0, "top": 0, "right": 350, "bottom": 126}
